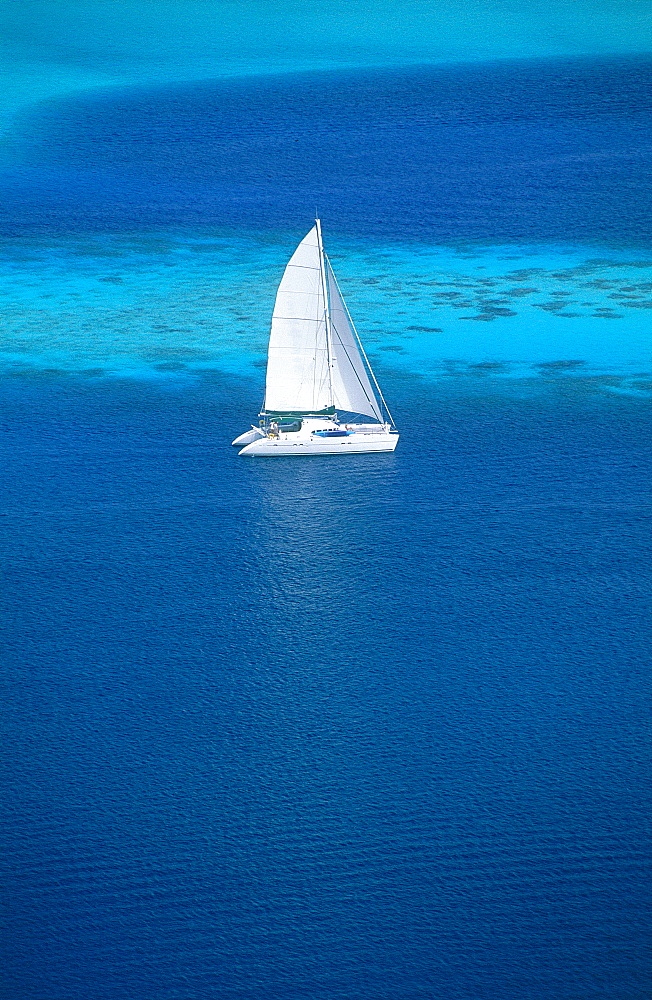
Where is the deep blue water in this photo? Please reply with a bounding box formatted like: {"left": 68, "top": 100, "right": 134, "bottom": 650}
{"left": 3, "top": 55, "right": 652, "bottom": 246}
{"left": 2, "top": 371, "right": 651, "bottom": 999}
{"left": 1, "top": 54, "right": 652, "bottom": 1000}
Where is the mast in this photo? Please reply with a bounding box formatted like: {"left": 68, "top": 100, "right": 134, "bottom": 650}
{"left": 315, "top": 218, "right": 334, "bottom": 411}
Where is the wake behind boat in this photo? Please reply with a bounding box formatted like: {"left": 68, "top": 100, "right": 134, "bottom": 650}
{"left": 233, "top": 221, "right": 399, "bottom": 456}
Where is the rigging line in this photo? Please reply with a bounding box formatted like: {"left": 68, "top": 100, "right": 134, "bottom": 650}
{"left": 330, "top": 324, "right": 380, "bottom": 415}
{"left": 325, "top": 256, "right": 396, "bottom": 427}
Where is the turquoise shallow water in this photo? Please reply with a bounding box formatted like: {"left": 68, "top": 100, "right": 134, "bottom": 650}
{"left": 1, "top": 230, "right": 650, "bottom": 394}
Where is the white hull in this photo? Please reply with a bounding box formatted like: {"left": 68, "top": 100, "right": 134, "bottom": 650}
{"left": 231, "top": 426, "right": 265, "bottom": 447}
{"left": 237, "top": 419, "right": 398, "bottom": 456}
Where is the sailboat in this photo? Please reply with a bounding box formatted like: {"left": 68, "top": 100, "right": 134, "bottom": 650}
{"left": 233, "top": 220, "right": 399, "bottom": 456}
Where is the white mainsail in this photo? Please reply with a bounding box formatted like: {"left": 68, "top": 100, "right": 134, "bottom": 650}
{"left": 264, "top": 225, "right": 331, "bottom": 414}
{"left": 264, "top": 222, "right": 384, "bottom": 420}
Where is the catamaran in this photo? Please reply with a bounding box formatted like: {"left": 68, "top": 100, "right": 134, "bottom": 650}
{"left": 233, "top": 220, "right": 399, "bottom": 456}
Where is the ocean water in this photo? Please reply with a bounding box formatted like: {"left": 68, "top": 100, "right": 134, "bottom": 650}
{"left": 1, "top": 45, "right": 651, "bottom": 1000}
{"left": 2, "top": 0, "right": 651, "bottom": 133}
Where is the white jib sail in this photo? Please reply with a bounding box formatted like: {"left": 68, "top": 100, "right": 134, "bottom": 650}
{"left": 326, "top": 260, "right": 383, "bottom": 422}
{"left": 264, "top": 225, "right": 332, "bottom": 414}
